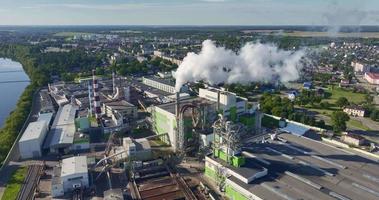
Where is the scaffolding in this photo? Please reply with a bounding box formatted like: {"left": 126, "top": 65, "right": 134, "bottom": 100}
{"left": 212, "top": 115, "right": 243, "bottom": 165}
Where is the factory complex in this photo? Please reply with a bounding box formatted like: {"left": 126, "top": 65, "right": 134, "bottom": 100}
{"left": 13, "top": 69, "right": 379, "bottom": 200}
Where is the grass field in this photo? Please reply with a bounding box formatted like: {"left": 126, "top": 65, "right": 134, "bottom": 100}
{"left": 325, "top": 88, "right": 366, "bottom": 104}
{"left": 1, "top": 166, "right": 27, "bottom": 200}
{"left": 347, "top": 119, "right": 371, "bottom": 131}
{"left": 297, "top": 87, "right": 370, "bottom": 131}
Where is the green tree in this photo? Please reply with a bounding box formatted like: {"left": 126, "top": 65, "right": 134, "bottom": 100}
{"left": 336, "top": 97, "right": 349, "bottom": 108}
{"left": 370, "top": 109, "right": 379, "bottom": 121}
{"left": 331, "top": 111, "right": 350, "bottom": 133}
{"left": 365, "top": 94, "right": 374, "bottom": 104}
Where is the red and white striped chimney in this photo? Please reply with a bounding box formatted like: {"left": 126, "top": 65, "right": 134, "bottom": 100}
{"left": 92, "top": 69, "right": 101, "bottom": 124}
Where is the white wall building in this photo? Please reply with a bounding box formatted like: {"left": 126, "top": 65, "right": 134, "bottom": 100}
{"left": 351, "top": 62, "right": 369, "bottom": 73}
{"left": 45, "top": 104, "right": 78, "bottom": 153}
{"left": 142, "top": 76, "right": 189, "bottom": 94}
{"left": 19, "top": 121, "right": 48, "bottom": 159}
{"left": 199, "top": 88, "right": 247, "bottom": 118}
{"left": 61, "top": 156, "right": 89, "bottom": 192}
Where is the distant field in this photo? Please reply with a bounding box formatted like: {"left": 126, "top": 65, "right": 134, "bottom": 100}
{"left": 247, "top": 30, "right": 379, "bottom": 38}
{"left": 54, "top": 32, "right": 93, "bottom": 37}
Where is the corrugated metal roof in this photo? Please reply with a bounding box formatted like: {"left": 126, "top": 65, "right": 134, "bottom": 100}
{"left": 280, "top": 122, "right": 310, "bottom": 136}
{"left": 61, "top": 156, "right": 88, "bottom": 177}
{"left": 47, "top": 104, "right": 78, "bottom": 148}
{"left": 19, "top": 121, "right": 47, "bottom": 142}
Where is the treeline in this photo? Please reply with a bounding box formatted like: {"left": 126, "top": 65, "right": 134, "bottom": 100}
{"left": 260, "top": 93, "right": 326, "bottom": 128}
{"left": 112, "top": 56, "right": 177, "bottom": 76}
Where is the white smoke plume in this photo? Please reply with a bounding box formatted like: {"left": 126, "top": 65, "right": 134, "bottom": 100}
{"left": 174, "top": 40, "right": 305, "bottom": 91}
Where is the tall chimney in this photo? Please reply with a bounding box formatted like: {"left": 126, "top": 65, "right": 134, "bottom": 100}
{"left": 175, "top": 92, "right": 180, "bottom": 118}
{"left": 217, "top": 90, "right": 221, "bottom": 112}
{"left": 92, "top": 69, "right": 101, "bottom": 124}
{"left": 112, "top": 71, "right": 116, "bottom": 96}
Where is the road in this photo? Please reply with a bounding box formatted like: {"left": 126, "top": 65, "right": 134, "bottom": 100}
{"left": 0, "top": 88, "right": 41, "bottom": 199}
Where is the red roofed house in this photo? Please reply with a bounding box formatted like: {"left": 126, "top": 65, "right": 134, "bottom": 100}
{"left": 365, "top": 72, "right": 379, "bottom": 85}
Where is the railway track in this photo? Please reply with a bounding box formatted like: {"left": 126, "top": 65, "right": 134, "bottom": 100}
{"left": 17, "top": 164, "right": 43, "bottom": 200}
{"left": 167, "top": 166, "right": 198, "bottom": 200}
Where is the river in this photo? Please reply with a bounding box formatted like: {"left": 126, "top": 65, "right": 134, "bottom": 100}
{"left": 0, "top": 58, "right": 30, "bottom": 128}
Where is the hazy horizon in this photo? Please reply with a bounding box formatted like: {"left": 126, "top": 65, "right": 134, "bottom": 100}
{"left": 0, "top": 0, "right": 378, "bottom": 26}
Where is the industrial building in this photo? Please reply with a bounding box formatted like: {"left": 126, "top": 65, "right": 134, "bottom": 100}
{"left": 199, "top": 87, "right": 247, "bottom": 120}
{"left": 151, "top": 97, "right": 217, "bottom": 152}
{"left": 44, "top": 104, "right": 78, "bottom": 153}
{"left": 341, "top": 132, "right": 367, "bottom": 146}
{"left": 205, "top": 132, "right": 379, "bottom": 200}
{"left": 39, "top": 89, "right": 55, "bottom": 114}
{"left": 142, "top": 76, "right": 188, "bottom": 94}
{"left": 51, "top": 156, "right": 89, "bottom": 197}
{"left": 38, "top": 112, "right": 54, "bottom": 128}
{"left": 18, "top": 121, "right": 48, "bottom": 159}
{"left": 102, "top": 100, "right": 138, "bottom": 126}
{"left": 123, "top": 137, "right": 152, "bottom": 161}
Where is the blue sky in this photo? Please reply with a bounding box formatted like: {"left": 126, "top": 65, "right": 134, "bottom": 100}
{"left": 0, "top": 0, "right": 378, "bottom": 25}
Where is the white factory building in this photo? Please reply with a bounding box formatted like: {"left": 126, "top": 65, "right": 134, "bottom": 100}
{"left": 18, "top": 121, "right": 48, "bottom": 159}
{"left": 142, "top": 76, "right": 188, "bottom": 94}
{"left": 44, "top": 104, "right": 78, "bottom": 153}
{"left": 199, "top": 87, "right": 247, "bottom": 119}
{"left": 52, "top": 156, "right": 89, "bottom": 197}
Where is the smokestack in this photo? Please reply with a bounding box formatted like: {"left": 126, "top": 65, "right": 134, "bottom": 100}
{"left": 92, "top": 69, "right": 101, "bottom": 124}
{"left": 112, "top": 71, "right": 116, "bottom": 96}
{"left": 217, "top": 90, "right": 221, "bottom": 112}
{"left": 88, "top": 82, "right": 93, "bottom": 115}
{"left": 175, "top": 92, "right": 180, "bottom": 118}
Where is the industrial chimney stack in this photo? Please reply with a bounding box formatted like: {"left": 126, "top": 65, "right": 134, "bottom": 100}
{"left": 112, "top": 71, "right": 116, "bottom": 96}
{"left": 175, "top": 92, "right": 180, "bottom": 118}
{"left": 217, "top": 90, "right": 221, "bottom": 112}
{"left": 92, "top": 69, "right": 102, "bottom": 124}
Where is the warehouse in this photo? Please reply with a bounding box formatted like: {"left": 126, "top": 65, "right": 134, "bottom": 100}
{"left": 19, "top": 121, "right": 48, "bottom": 159}
{"left": 52, "top": 156, "right": 89, "bottom": 197}
{"left": 206, "top": 132, "right": 379, "bottom": 200}
{"left": 44, "top": 104, "right": 78, "bottom": 153}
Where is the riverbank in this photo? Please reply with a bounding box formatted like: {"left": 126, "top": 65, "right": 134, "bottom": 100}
{"left": 0, "top": 45, "right": 41, "bottom": 165}
{"left": 0, "top": 59, "right": 30, "bottom": 127}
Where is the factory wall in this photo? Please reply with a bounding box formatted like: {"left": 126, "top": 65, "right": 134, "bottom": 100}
{"left": 62, "top": 173, "right": 89, "bottom": 192}
{"left": 152, "top": 107, "right": 176, "bottom": 146}
{"left": 225, "top": 179, "right": 263, "bottom": 200}
{"left": 19, "top": 121, "right": 48, "bottom": 159}
{"left": 225, "top": 184, "right": 249, "bottom": 200}
{"left": 19, "top": 139, "right": 44, "bottom": 159}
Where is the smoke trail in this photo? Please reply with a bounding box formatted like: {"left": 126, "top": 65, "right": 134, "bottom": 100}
{"left": 322, "top": 0, "right": 370, "bottom": 36}
{"left": 174, "top": 40, "right": 305, "bottom": 91}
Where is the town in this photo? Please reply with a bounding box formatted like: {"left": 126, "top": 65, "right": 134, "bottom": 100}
{"left": 0, "top": 25, "right": 379, "bottom": 200}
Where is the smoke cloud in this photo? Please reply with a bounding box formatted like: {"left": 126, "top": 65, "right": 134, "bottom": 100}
{"left": 322, "top": 0, "right": 376, "bottom": 36}
{"left": 174, "top": 40, "right": 305, "bottom": 91}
